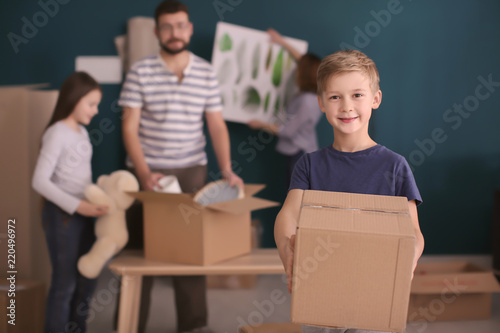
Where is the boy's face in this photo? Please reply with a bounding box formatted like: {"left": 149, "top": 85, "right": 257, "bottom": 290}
{"left": 318, "top": 71, "right": 381, "bottom": 137}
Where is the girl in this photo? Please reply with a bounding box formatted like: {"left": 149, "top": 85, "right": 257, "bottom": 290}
{"left": 248, "top": 29, "right": 323, "bottom": 186}
{"left": 32, "top": 72, "right": 108, "bottom": 333}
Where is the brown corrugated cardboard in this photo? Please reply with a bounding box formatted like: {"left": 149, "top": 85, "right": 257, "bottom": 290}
{"left": 0, "top": 85, "right": 56, "bottom": 289}
{"left": 129, "top": 184, "right": 278, "bottom": 265}
{"left": 207, "top": 219, "right": 262, "bottom": 289}
{"left": 291, "top": 190, "right": 415, "bottom": 332}
{"left": 0, "top": 280, "right": 45, "bottom": 333}
{"left": 239, "top": 322, "right": 302, "bottom": 333}
{"left": 407, "top": 261, "right": 500, "bottom": 322}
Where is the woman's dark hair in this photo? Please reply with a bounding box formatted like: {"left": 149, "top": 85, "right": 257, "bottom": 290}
{"left": 296, "top": 53, "right": 322, "bottom": 93}
{"left": 46, "top": 71, "right": 101, "bottom": 129}
{"left": 155, "top": 0, "right": 189, "bottom": 25}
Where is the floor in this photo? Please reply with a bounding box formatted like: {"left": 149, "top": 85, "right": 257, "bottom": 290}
{"left": 87, "top": 255, "right": 500, "bottom": 333}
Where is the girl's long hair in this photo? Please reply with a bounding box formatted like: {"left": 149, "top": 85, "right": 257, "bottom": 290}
{"left": 46, "top": 72, "right": 101, "bottom": 129}
{"left": 296, "top": 53, "right": 322, "bottom": 94}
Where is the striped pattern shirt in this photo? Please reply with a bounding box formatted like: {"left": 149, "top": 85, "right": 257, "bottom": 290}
{"left": 119, "top": 52, "right": 222, "bottom": 169}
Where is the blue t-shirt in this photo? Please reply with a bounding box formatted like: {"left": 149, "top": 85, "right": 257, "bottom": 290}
{"left": 290, "top": 144, "right": 422, "bottom": 204}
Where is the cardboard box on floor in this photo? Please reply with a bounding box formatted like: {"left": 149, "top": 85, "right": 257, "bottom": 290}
{"left": 0, "top": 84, "right": 56, "bottom": 289}
{"left": 407, "top": 261, "right": 500, "bottom": 322}
{"left": 0, "top": 280, "right": 45, "bottom": 333}
{"left": 129, "top": 184, "right": 278, "bottom": 265}
{"left": 239, "top": 322, "right": 302, "bottom": 333}
{"left": 291, "top": 190, "right": 415, "bottom": 333}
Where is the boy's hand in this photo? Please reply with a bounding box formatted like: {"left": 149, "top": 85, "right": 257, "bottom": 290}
{"left": 285, "top": 234, "right": 296, "bottom": 293}
{"left": 77, "top": 200, "right": 108, "bottom": 217}
{"left": 411, "top": 253, "right": 420, "bottom": 280}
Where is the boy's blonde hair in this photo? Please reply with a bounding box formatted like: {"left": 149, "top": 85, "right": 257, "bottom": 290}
{"left": 317, "top": 49, "right": 380, "bottom": 95}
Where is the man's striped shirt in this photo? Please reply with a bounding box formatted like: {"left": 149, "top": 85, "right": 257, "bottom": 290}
{"left": 119, "top": 52, "right": 222, "bottom": 169}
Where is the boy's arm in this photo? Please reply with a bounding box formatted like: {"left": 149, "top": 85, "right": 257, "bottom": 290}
{"left": 275, "top": 189, "right": 303, "bottom": 293}
{"left": 408, "top": 200, "right": 425, "bottom": 273}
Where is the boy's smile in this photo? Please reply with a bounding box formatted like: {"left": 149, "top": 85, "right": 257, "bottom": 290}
{"left": 339, "top": 117, "right": 358, "bottom": 123}
{"left": 318, "top": 71, "right": 381, "bottom": 139}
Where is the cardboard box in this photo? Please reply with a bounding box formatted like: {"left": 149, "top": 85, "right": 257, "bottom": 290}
{"left": 239, "top": 322, "right": 302, "bottom": 333}
{"left": 407, "top": 261, "right": 500, "bottom": 322}
{"left": 291, "top": 190, "right": 415, "bottom": 332}
{"left": 129, "top": 184, "right": 278, "bottom": 265}
{"left": 0, "top": 280, "right": 45, "bottom": 333}
{"left": 0, "top": 84, "right": 56, "bottom": 283}
{"left": 207, "top": 219, "right": 262, "bottom": 289}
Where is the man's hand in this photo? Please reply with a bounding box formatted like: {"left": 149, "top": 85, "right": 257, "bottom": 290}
{"left": 138, "top": 171, "right": 164, "bottom": 191}
{"left": 222, "top": 169, "right": 244, "bottom": 189}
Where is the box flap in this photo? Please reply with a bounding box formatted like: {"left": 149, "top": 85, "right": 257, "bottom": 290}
{"left": 206, "top": 197, "right": 279, "bottom": 215}
{"left": 127, "top": 191, "right": 195, "bottom": 205}
{"left": 297, "top": 206, "right": 415, "bottom": 238}
{"left": 302, "top": 190, "right": 409, "bottom": 214}
{"left": 411, "top": 262, "right": 500, "bottom": 294}
{"left": 244, "top": 184, "right": 267, "bottom": 197}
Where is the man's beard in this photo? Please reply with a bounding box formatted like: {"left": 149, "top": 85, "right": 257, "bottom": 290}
{"left": 160, "top": 38, "right": 189, "bottom": 55}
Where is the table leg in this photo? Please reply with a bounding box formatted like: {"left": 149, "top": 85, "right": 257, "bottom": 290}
{"left": 117, "top": 274, "right": 142, "bottom": 333}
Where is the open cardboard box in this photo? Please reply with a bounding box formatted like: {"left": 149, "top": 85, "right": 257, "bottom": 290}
{"left": 207, "top": 219, "right": 262, "bottom": 289}
{"left": 291, "top": 190, "right": 415, "bottom": 333}
{"left": 408, "top": 261, "right": 500, "bottom": 322}
{"left": 128, "top": 184, "right": 278, "bottom": 265}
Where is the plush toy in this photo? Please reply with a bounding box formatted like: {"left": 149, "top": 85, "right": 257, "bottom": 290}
{"left": 77, "top": 170, "right": 139, "bottom": 279}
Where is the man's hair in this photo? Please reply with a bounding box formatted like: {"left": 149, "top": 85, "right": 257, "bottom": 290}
{"left": 317, "top": 49, "right": 380, "bottom": 95}
{"left": 296, "top": 53, "right": 322, "bottom": 93}
{"left": 155, "top": 0, "right": 189, "bottom": 24}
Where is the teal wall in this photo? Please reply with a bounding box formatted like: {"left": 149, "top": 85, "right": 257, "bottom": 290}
{"left": 3, "top": 0, "right": 500, "bottom": 254}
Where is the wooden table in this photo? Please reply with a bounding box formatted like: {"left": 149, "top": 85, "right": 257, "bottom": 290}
{"left": 109, "top": 249, "right": 285, "bottom": 333}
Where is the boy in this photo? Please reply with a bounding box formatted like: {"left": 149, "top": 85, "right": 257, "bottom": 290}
{"left": 274, "top": 50, "right": 424, "bottom": 333}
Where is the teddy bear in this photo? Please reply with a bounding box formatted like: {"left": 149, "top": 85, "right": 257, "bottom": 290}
{"left": 77, "top": 170, "right": 139, "bottom": 279}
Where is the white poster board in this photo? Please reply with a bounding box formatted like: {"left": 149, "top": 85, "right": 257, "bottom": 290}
{"left": 211, "top": 22, "right": 308, "bottom": 124}
{"left": 75, "top": 56, "right": 122, "bottom": 84}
